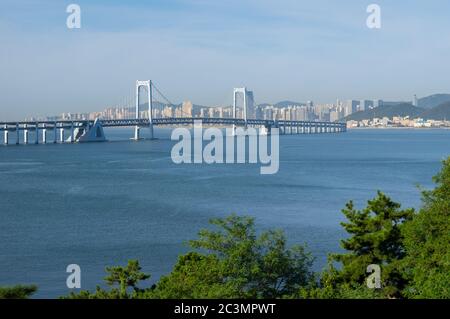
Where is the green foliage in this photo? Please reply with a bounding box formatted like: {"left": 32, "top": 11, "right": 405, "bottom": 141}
{"left": 0, "top": 285, "right": 37, "bottom": 299}
{"left": 65, "top": 260, "right": 151, "bottom": 299}
{"left": 402, "top": 158, "right": 450, "bottom": 298}
{"left": 143, "top": 252, "right": 232, "bottom": 299}
{"left": 319, "top": 192, "right": 414, "bottom": 298}
{"left": 299, "top": 283, "right": 384, "bottom": 299}
{"left": 148, "top": 214, "right": 314, "bottom": 299}
{"left": 104, "top": 259, "right": 151, "bottom": 297}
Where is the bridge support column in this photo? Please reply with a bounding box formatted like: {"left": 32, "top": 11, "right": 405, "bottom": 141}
{"left": 70, "top": 123, "right": 74, "bottom": 143}
{"left": 60, "top": 128, "right": 64, "bottom": 143}
{"left": 16, "top": 123, "right": 19, "bottom": 144}
{"left": 149, "top": 80, "right": 154, "bottom": 139}
{"left": 149, "top": 124, "right": 154, "bottom": 140}
{"left": 4, "top": 125, "right": 8, "bottom": 145}
{"left": 24, "top": 125, "right": 29, "bottom": 144}
{"left": 42, "top": 126, "right": 47, "bottom": 144}
{"left": 134, "top": 126, "right": 140, "bottom": 140}
{"left": 35, "top": 123, "right": 39, "bottom": 144}
{"left": 53, "top": 123, "right": 58, "bottom": 143}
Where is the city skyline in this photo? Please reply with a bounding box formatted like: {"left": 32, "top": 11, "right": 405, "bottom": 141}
{"left": 26, "top": 93, "right": 436, "bottom": 123}
{"left": 1, "top": 1, "right": 450, "bottom": 121}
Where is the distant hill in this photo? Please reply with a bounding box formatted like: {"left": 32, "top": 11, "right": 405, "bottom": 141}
{"left": 345, "top": 103, "right": 425, "bottom": 121}
{"left": 382, "top": 101, "right": 410, "bottom": 107}
{"left": 420, "top": 102, "right": 450, "bottom": 120}
{"left": 418, "top": 94, "right": 450, "bottom": 109}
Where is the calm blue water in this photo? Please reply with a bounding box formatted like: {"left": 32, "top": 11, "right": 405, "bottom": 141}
{"left": 0, "top": 128, "right": 449, "bottom": 298}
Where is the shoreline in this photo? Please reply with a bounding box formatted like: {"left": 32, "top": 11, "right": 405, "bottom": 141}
{"left": 348, "top": 126, "right": 450, "bottom": 130}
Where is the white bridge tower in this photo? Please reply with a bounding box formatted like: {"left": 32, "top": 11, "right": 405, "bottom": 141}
{"left": 134, "top": 80, "right": 153, "bottom": 140}
{"left": 233, "top": 87, "right": 254, "bottom": 134}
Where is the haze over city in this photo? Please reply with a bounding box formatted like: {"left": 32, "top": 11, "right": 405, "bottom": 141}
{"left": 1, "top": 0, "right": 450, "bottom": 121}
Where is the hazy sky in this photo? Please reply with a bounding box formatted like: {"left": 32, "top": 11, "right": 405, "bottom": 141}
{"left": 1, "top": 0, "right": 450, "bottom": 120}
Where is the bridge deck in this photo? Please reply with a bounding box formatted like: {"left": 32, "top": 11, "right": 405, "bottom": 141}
{"left": 0, "top": 117, "right": 346, "bottom": 130}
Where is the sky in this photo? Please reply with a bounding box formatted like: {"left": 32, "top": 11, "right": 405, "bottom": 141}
{"left": 0, "top": 0, "right": 450, "bottom": 120}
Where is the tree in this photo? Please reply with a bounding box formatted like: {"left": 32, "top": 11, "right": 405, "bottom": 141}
{"left": 320, "top": 192, "right": 414, "bottom": 298}
{"left": 65, "top": 260, "right": 151, "bottom": 299}
{"left": 0, "top": 285, "right": 37, "bottom": 299}
{"left": 402, "top": 158, "right": 450, "bottom": 298}
{"left": 145, "top": 252, "right": 232, "bottom": 299}
{"left": 148, "top": 214, "right": 314, "bottom": 299}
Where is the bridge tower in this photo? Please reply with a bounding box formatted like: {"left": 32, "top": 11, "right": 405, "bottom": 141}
{"left": 233, "top": 87, "right": 252, "bottom": 134}
{"left": 134, "top": 80, "right": 153, "bottom": 140}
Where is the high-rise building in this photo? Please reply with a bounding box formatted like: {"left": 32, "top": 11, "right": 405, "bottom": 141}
{"left": 413, "top": 95, "right": 419, "bottom": 107}
{"left": 181, "top": 101, "right": 193, "bottom": 117}
{"left": 359, "top": 100, "right": 374, "bottom": 112}
{"left": 345, "top": 100, "right": 359, "bottom": 116}
{"left": 373, "top": 99, "right": 383, "bottom": 108}
{"left": 246, "top": 90, "right": 255, "bottom": 119}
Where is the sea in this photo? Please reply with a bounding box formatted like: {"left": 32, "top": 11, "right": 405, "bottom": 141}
{"left": 0, "top": 127, "right": 449, "bottom": 298}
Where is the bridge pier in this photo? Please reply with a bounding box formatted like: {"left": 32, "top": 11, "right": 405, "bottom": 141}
{"left": 134, "top": 126, "right": 140, "bottom": 140}
{"left": 53, "top": 123, "right": 58, "bottom": 143}
{"left": 4, "top": 125, "right": 8, "bottom": 145}
{"left": 35, "top": 123, "right": 39, "bottom": 144}
{"left": 16, "top": 123, "right": 19, "bottom": 144}
{"left": 42, "top": 126, "right": 47, "bottom": 144}
{"left": 24, "top": 125, "right": 29, "bottom": 144}
{"left": 60, "top": 128, "right": 65, "bottom": 143}
{"left": 149, "top": 123, "right": 154, "bottom": 140}
{"left": 70, "top": 123, "right": 74, "bottom": 143}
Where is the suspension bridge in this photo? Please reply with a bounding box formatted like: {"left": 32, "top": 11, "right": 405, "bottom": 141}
{"left": 0, "top": 80, "right": 346, "bottom": 145}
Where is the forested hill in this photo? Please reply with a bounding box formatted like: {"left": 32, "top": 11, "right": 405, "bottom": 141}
{"left": 345, "top": 101, "right": 450, "bottom": 121}
{"left": 345, "top": 103, "right": 424, "bottom": 121}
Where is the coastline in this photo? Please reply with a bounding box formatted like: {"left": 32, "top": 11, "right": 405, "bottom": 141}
{"left": 348, "top": 126, "right": 450, "bottom": 130}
